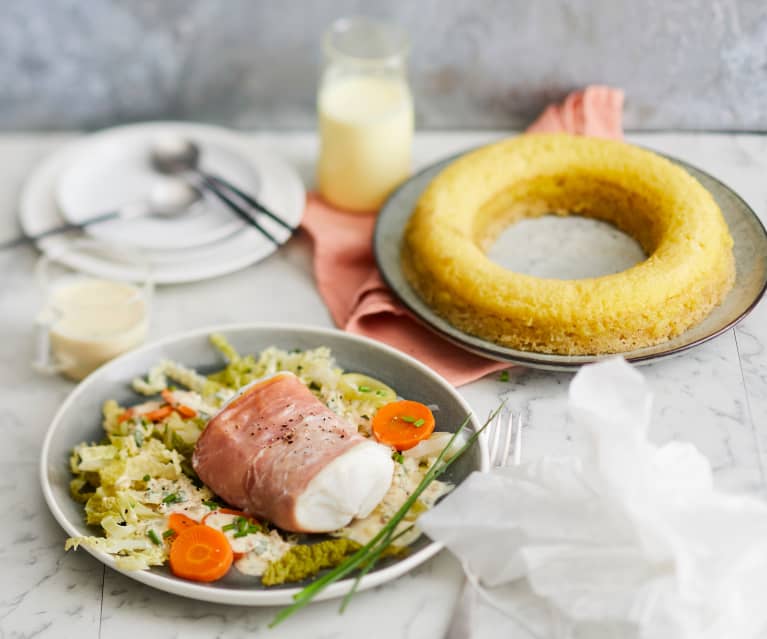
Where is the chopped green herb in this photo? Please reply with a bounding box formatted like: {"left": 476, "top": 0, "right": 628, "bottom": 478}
{"left": 229, "top": 516, "right": 257, "bottom": 538}
{"left": 413, "top": 418, "right": 425, "bottom": 428}
{"left": 375, "top": 390, "right": 386, "bottom": 397}
{"left": 146, "top": 529, "right": 161, "bottom": 546}
{"left": 392, "top": 451, "right": 404, "bottom": 464}
{"left": 234, "top": 522, "right": 262, "bottom": 538}
{"left": 162, "top": 492, "right": 182, "bottom": 504}
{"left": 401, "top": 415, "right": 416, "bottom": 423}
{"left": 142, "top": 474, "right": 151, "bottom": 482}
{"left": 500, "top": 370, "right": 510, "bottom": 382}
{"left": 357, "top": 385, "right": 372, "bottom": 393}
{"left": 162, "top": 529, "right": 175, "bottom": 539}
{"left": 203, "top": 500, "right": 219, "bottom": 510}
{"left": 222, "top": 523, "right": 237, "bottom": 532}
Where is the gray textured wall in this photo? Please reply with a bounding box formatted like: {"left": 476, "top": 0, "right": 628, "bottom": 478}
{"left": 2, "top": 0, "right": 766, "bottom": 131}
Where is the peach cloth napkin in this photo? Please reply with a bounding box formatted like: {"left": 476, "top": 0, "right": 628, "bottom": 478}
{"left": 301, "top": 86, "right": 625, "bottom": 386}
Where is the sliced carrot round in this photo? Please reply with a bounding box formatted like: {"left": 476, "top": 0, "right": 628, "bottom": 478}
{"left": 372, "top": 400, "right": 436, "bottom": 451}
{"left": 169, "top": 525, "right": 233, "bottom": 583}
{"left": 167, "top": 513, "right": 199, "bottom": 536}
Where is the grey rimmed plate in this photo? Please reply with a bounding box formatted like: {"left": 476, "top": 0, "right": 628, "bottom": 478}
{"left": 374, "top": 149, "right": 767, "bottom": 371}
{"left": 40, "top": 324, "right": 486, "bottom": 606}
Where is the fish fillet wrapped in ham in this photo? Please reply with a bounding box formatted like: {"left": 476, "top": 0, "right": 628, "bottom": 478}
{"left": 192, "top": 372, "right": 394, "bottom": 533}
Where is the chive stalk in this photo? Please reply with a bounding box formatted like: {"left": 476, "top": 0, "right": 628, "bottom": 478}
{"left": 339, "top": 523, "right": 415, "bottom": 613}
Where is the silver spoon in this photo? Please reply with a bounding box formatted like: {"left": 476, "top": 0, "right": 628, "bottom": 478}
{"left": 150, "top": 136, "right": 293, "bottom": 246}
{"left": 1, "top": 177, "right": 200, "bottom": 250}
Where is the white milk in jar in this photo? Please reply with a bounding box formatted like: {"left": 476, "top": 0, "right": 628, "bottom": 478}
{"left": 317, "top": 18, "right": 412, "bottom": 213}
{"left": 318, "top": 75, "right": 413, "bottom": 212}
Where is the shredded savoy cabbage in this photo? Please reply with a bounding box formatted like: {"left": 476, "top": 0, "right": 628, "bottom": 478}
{"left": 67, "top": 334, "right": 402, "bottom": 572}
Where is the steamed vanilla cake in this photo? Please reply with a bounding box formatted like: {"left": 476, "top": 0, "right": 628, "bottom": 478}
{"left": 401, "top": 133, "right": 735, "bottom": 355}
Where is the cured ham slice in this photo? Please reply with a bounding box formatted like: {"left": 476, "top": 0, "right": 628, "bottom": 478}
{"left": 192, "top": 372, "right": 394, "bottom": 533}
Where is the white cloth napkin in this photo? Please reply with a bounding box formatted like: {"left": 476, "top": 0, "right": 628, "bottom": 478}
{"left": 423, "top": 358, "right": 767, "bottom": 639}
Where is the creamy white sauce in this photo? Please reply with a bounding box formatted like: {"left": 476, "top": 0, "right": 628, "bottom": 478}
{"left": 335, "top": 456, "right": 451, "bottom": 547}
{"left": 147, "top": 475, "right": 214, "bottom": 522}
{"left": 48, "top": 278, "right": 148, "bottom": 380}
{"left": 203, "top": 512, "right": 293, "bottom": 576}
{"left": 233, "top": 531, "right": 293, "bottom": 576}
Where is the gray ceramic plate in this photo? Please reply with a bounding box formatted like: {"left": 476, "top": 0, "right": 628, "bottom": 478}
{"left": 40, "top": 324, "right": 486, "bottom": 605}
{"left": 374, "top": 149, "right": 767, "bottom": 371}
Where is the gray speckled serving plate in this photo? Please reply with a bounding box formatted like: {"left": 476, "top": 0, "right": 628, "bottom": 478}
{"left": 374, "top": 149, "right": 767, "bottom": 371}
{"left": 40, "top": 324, "right": 486, "bottom": 606}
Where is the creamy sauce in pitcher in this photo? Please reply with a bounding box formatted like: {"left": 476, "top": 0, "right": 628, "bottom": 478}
{"left": 48, "top": 279, "right": 148, "bottom": 380}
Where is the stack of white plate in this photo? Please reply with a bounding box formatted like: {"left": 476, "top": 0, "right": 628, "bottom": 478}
{"left": 20, "top": 122, "right": 306, "bottom": 283}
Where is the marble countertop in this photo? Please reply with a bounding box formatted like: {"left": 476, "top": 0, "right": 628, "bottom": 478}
{"left": 1, "top": 131, "right": 766, "bottom": 639}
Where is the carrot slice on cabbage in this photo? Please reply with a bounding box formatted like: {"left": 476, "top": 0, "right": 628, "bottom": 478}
{"left": 167, "top": 513, "right": 199, "bottom": 536}
{"left": 372, "top": 400, "right": 435, "bottom": 451}
{"left": 143, "top": 405, "right": 173, "bottom": 422}
{"left": 169, "top": 525, "right": 233, "bottom": 582}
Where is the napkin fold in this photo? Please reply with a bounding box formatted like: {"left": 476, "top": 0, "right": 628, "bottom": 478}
{"left": 420, "top": 358, "right": 767, "bottom": 639}
{"left": 301, "top": 86, "right": 625, "bottom": 385}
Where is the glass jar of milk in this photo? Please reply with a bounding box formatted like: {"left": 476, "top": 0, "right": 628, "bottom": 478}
{"left": 317, "top": 17, "right": 413, "bottom": 213}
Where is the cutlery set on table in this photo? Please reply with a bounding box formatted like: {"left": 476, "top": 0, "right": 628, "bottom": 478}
{"left": 10, "top": 121, "right": 305, "bottom": 283}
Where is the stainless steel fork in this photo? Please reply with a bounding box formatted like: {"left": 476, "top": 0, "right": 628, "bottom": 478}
{"left": 447, "top": 409, "right": 525, "bottom": 639}
{"left": 485, "top": 408, "right": 523, "bottom": 468}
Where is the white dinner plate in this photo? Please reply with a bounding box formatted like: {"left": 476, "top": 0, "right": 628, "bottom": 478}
{"left": 39, "top": 324, "right": 486, "bottom": 606}
{"left": 20, "top": 122, "right": 306, "bottom": 284}
{"left": 55, "top": 131, "right": 254, "bottom": 251}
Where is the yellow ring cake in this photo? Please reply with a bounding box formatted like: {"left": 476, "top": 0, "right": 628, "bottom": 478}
{"left": 402, "top": 133, "right": 735, "bottom": 355}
